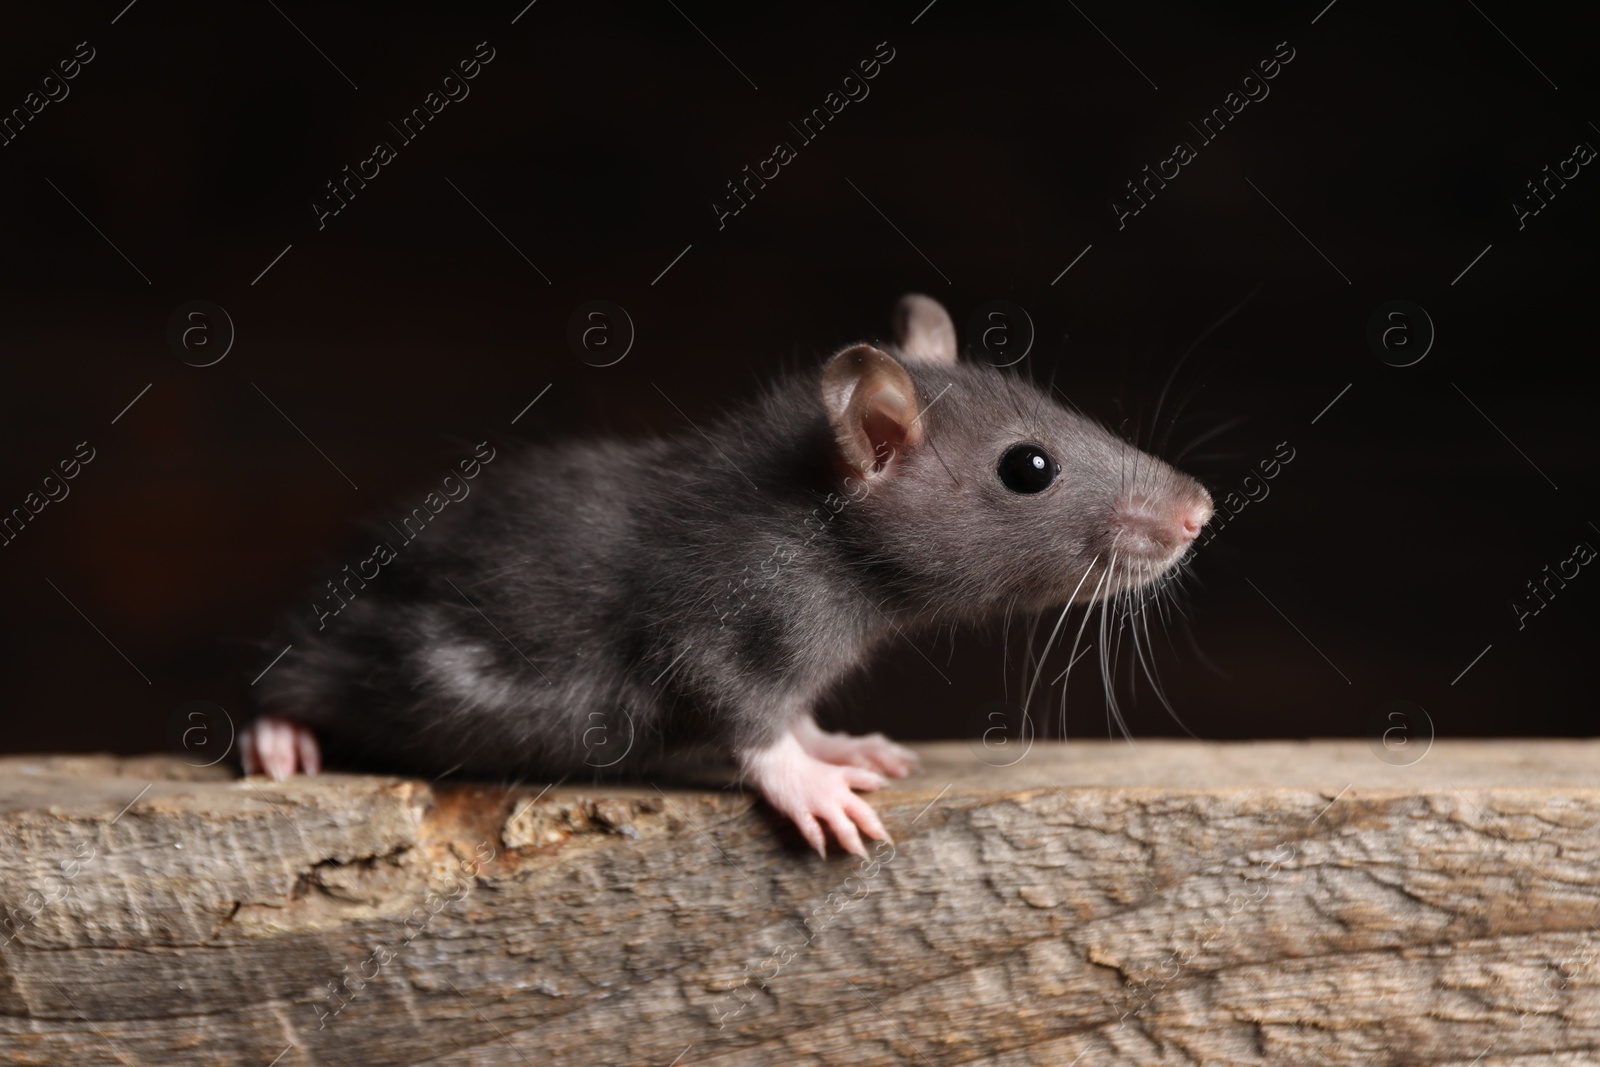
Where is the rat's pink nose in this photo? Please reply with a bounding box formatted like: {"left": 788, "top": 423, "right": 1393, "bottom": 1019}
{"left": 1178, "top": 495, "right": 1214, "bottom": 540}
{"left": 1113, "top": 488, "right": 1212, "bottom": 560}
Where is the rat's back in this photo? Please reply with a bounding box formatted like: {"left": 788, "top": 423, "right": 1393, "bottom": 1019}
{"left": 256, "top": 434, "right": 695, "bottom": 778}
{"left": 253, "top": 372, "right": 840, "bottom": 782}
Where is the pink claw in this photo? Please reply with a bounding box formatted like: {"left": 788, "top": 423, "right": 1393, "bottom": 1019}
{"left": 240, "top": 716, "right": 321, "bottom": 779}
{"left": 744, "top": 729, "right": 893, "bottom": 858}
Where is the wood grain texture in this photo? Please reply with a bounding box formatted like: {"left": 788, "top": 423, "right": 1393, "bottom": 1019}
{"left": 3, "top": 740, "right": 1600, "bottom": 1066}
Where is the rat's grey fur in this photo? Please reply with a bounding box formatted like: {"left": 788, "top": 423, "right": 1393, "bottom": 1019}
{"left": 256, "top": 298, "right": 1209, "bottom": 780}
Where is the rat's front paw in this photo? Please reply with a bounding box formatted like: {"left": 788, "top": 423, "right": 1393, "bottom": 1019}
{"left": 744, "top": 732, "right": 891, "bottom": 858}
{"left": 794, "top": 719, "right": 920, "bottom": 779}
{"left": 240, "top": 715, "right": 321, "bottom": 780}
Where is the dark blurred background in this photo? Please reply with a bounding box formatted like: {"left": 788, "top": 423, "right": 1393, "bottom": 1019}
{"left": 1, "top": 0, "right": 1595, "bottom": 762}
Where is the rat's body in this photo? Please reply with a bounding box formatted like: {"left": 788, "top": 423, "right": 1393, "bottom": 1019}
{"left": 248, "top": 296, "right": 1213, "bottom": 856}
{"left": 256, "top": 392, "right": 901, "bottom": 780}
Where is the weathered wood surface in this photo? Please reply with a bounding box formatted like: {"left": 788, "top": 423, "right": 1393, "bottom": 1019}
{"left": 3, "top": 741, "right": 1600, "bottom": 1066}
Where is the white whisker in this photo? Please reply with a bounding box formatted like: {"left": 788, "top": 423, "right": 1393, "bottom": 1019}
{"left": 1055, "top": 560, "right": 1113, "bottom": 738}
{"left": 1021, "top": 554, "right": 1101, "bottom": 723}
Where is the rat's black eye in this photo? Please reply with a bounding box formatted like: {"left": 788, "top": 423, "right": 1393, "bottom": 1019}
{"left": 997, "top": 444, "right": 1058, "bottom": 494}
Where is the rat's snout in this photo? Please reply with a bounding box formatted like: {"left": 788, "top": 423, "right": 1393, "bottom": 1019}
{"left": 1178, "top": 492, "right": 1214, "bottom": 540}
{"left": 1112, "top": 483, "right": 1214, "bottom": 563}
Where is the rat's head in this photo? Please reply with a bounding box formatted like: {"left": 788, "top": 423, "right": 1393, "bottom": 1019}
{"left": 821, "top": 294, "right": 1213, "bottom": 616}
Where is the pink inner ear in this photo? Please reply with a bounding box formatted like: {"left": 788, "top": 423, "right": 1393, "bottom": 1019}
{"left": 864, "top": 412, "right": 901, "bottom": 472}
{"left": 859, "top": 385, "right": 921, "bottom": 474}
{"left": 822, "top": 345, "right": 923, "bottom": 478}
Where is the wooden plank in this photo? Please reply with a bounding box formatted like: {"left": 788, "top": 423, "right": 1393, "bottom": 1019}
{"left": 2, "top": 741, "right": 1599, "bottom": 1065}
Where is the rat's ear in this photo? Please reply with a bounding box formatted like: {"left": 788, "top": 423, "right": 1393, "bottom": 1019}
{"left": 821, "top": 344, "right": 923, "bottom": 478}
{"left": 893, "top": 293, "right": 957, "bottom": 365}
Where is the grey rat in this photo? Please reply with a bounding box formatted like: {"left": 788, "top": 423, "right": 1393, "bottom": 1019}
{"left": 245, "top": 294, "right": 1213, "bottom": 857}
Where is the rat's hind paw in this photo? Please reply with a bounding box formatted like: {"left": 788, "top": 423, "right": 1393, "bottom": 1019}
{"left": 240, "top": 716, "right": 321, "bottom": 780}
{"left": 793, "top": 718, "right": 920, "bottom": 779}
{"left": 744, "top": 731, "right": 892, "bottom": 859}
